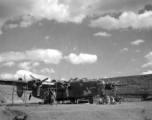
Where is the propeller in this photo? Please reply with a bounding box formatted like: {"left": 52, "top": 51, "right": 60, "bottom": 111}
{"left": 30, "top": 75, "right": 36, "bottom": 80}
{"left": 105, "top": 79, "right": 130, "bottom": 96}
{"left": 60, "top": 78, "right": 73, "bottom": 97}
{"left": 106, "top": 79, "right": 118, "bottom": 89}
{"left": 30, "top": 75, "right": 48, "bottom": 96}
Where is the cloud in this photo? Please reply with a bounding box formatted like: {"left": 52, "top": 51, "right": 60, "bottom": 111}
{"left": 18, "top": 62, "right": 31, "bottom": 70}
{"left": 0, "top": 61, "right": 15, "bottom": 67}
{"left": 15, "top": 70, "right": 49, "bottom": 80}
{"left": 90, "top": 11, "right": 152, "bottom": 30}
{"left": 142, "top": 52, "right": 152, "bottom": 68}
{"left": 0, "top": 0, "right": 152, "bottom": 33}
{"left": 25, "top": 49, "right": 62, "bottom": 64}
{"left": 0, "top": 73, "right": 15, "bottom": 79}
{"left": 45, "top": 36, "right": 49, "bottom": 39}
{"left": 131, "top": 39, "right": 145, "bottom": 45}
{"left": 5, "top": 24, "right": 18, "bottom": 29}
{"left": 94, "top": 32, "right": 111, "bottom": 37}
{"left": 93, "top": 0, "right": 152, "bottom": 14}
{"left": 142, "top": 70, "right": 152, "bottom": 74}
{"left": 0, "top": 0, "right": 99, "bottom": 32}
{"left": 0, "top": 49, "right": 98, "bottom": 65}
{"left": 0, "top": 51, "right": 25, "bottom": 63}
{"left": 135, "top": 50, "right": 140, "bottom": 52}
{"left": 139, "top": 4, "right": 152, "bottom": 14}
{"left": 32, "top": 62, "right": 40, "bottom": 67}
{"left": 0, "top": 70, "right": 50, "bottom": 81}
{"left": 41, "top": 68, "right": 55, "bottom": 73}
{"left": 119, "top": 48, "right": 129, "bottom": 52}
{"left": 64, "top": 53, "right": 97, "bottom": 64}
{"left": 0, "top": 48, "right": 62, "bottom": 64}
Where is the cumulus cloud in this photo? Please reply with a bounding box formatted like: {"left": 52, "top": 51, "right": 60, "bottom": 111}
{"left": 135, "top": 50, "right": 140, "bottom": 52}
{"left": 142, "top": 52, "right": 152, "bottom": 68}
{"left": 26, "top": 49, "right": 62, "bottom": 64}
{"left": 45, "top": 36, "right": 49, "bottom": 39}
{"left": 90, "top": 11, "right": 152, "bottom": 30}
{"left": 94, "top": 32, "right": 111, "bottom": 37}
{"left": 0, "top": 0, "right": 100, "bottom": 33}
{"left": 64, "top": 53, "right": 97, "bottom": 64}
{"left": 0, "top": 48, "right": 98, "bottom": 66}
{"left": 0, "top": 48, "right": 62, "bottom": 64}
{"left": 18, "top": 62, "right": 39, "bottom": 71}
{"left": 119, "top": 48, "right": 129, "bottom": 52}
{"left": 32, "top": 62, "right": 40, "bottom": 67}
{"left": 139, "top": 4, "right": 152, "bottom": 14}
{"left": 0, "top": 61, "right": 15, "bottom": 67}
{"left": 131, "top": 39, "right": 145, "bottom": 45}
{"left": 0, "top": 51, "right": 25, "bottom": 63}
{"left": 0, "top": 70, "right": 50, "bottom": 81}
{"left": 5, "top": 24, "right": 18, "bottom": 29}
{"left": 93, "top": 0, "right": 152, "bottom": 14}
{"left": 15, "top": 70, "right": 49, "bottom": 80}
{"left": 0, "top": 73, "right": 15, "bottom": 79}
{"left": 0, "top": 0, "right": 152, "bottom": 33}
{"left": 142, "top": 70, "right": 152, "bottom": 74}
{"left": 41, "top": 68, "right": 55, "bottom": 73}
{"left": 18, "top": 62, "right": 31, "bottom": 70}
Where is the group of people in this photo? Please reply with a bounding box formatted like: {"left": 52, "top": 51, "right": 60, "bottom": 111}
{"left": 97, "top": 94, "right": 119, "bottom": 105}
{"left": 44, "top": 89, "right": 57, "bottom": 105}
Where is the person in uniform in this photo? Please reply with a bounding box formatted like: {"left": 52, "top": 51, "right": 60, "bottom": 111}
{"left": 99, "top": 97, "right": 103, "bottom": 104}
{"left": 110, "top": 96, "right": 116, "bottom": 104}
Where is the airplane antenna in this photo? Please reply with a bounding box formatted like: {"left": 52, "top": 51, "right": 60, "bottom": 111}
{"left": 23, "top": 74, "right": 26, "bottom": 81}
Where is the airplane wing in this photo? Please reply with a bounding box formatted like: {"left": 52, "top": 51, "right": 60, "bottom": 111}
{"left": 41, "top": 82, "right": 65, "bottom": 90}
{"left": 114, "top": 83, "right": 131, "bottom": 86}
{"left": 41, "top": 83, "right": 56, "bottom": 89}
{"left": 0, "top": 79, "right": 27, "bottom": 86}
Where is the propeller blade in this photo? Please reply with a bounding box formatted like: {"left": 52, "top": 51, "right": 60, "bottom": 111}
{"left": 42, "top": 78, "right": 48, "bottom": 83}
{"left": 37, "top": 86, "right": 41, "bottom": 96}
{"left": 30, "top": 75, "right": 36, "bottom": 80}
{"left": 115, "top": 80, "right": 120, "bottom": 84}
{"left": 107, "top": 79, "right": 110, "bottom": 83}
{"left": 114, "top": 86, "right": 117, "bottom": 96}
{"left": 114, "top": 83, "right": 130, "bottom": 86}
{"left": 29, "top": 93, "right": 32, "bottom": 100}
{"left": 68, "top": 78, "right": 73, "bottom": 83}
{"left": 65, "top": 88, "right": 69, "bottom": 97}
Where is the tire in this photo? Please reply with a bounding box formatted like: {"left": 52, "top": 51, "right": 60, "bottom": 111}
{"left": 89, "top": 97, "right": 93, "bottom": 104}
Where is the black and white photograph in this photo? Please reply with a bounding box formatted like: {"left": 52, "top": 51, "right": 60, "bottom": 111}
{"left": 0, "top": 0, "right": 152, "bottom": 120}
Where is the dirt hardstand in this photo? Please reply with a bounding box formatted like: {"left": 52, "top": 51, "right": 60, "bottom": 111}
{"left": 0, "top": 101, "right": 152, "bottom": 120}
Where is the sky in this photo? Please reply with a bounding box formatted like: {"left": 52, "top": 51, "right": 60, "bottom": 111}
{"left": 0, "top": 0, "right": 152, "bottom": 81}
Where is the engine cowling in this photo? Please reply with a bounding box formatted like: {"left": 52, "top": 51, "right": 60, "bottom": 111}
{"left": 105, "top": 82, "right": 115, "bottom": 90}
{"left": 16, "top": 78, "right": 24, "bottom": 97}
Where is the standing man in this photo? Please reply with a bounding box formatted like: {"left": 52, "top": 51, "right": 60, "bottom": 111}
{"left": 97, "top": 80, "right": 106, "bottom": 98}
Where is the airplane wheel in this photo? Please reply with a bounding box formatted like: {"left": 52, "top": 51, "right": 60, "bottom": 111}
{"left": 44, "top": 98, "right": 49, "bottom": 104}
{"left": 89, "top": 97, "right": 93, "bottom": 104}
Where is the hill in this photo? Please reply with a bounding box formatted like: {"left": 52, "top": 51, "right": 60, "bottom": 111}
{"left": 106, "top": 74, "right": 152, "bottom": 98}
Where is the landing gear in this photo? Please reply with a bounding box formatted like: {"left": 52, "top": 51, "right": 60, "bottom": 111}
{"left": 70, "top": 98, "right": 78, "bottom": 104}
{"left": 89, "top": 97, "right": 93, "bottom": 104}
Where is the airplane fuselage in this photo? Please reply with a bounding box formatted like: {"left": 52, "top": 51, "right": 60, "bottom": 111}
{"left": 31, "top": 78, "right": 104, "bottom": 103}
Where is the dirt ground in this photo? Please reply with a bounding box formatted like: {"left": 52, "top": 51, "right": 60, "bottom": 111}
{"left": 0, "top": 101, "right": 152, "bottom": 120}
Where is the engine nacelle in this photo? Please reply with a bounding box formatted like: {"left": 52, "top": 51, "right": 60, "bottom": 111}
{"left": 105, "top": 83, "right": 115, "bottom": 90}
